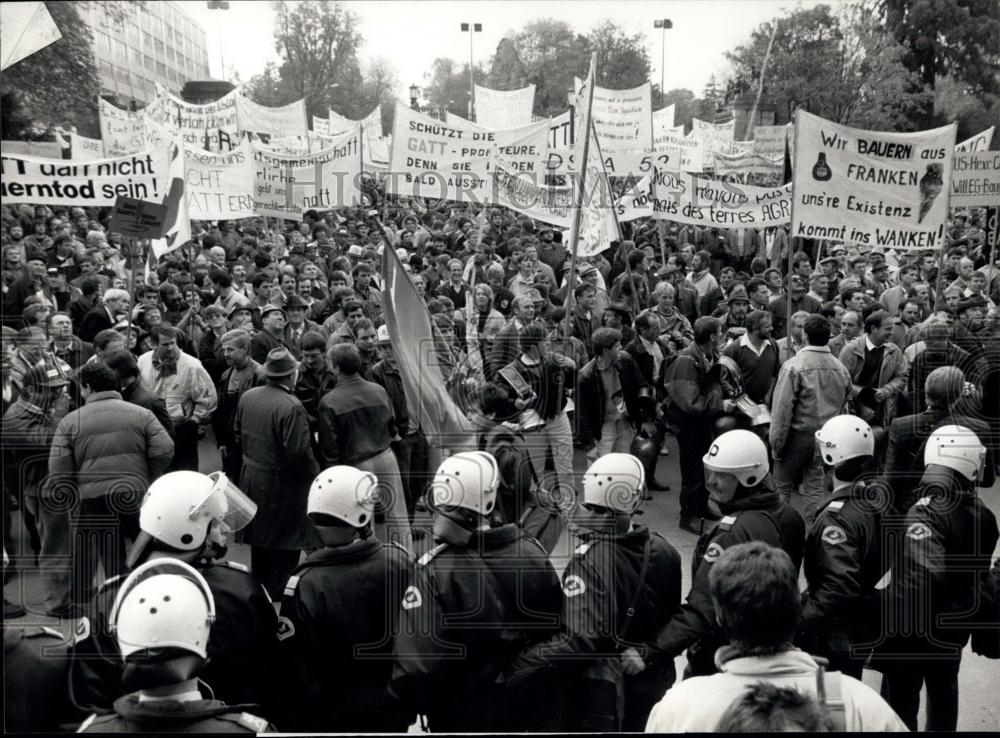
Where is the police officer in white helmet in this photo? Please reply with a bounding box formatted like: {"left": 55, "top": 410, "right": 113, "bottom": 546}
{"left": 69, "top": 471, "right": 277, "bottom": 719}
{"left": 798, "top": 415, "right": 884, "bottom": 677}
{"left": 78, "top": 559, "right": 274, "bottom": 733}
{"left": 507, "top": 452, "right": 682, "bottom": 731}
{"left": 274, "top": 466, "right": 413, "bottom": 732}
{"left": 646, "top": 430, "right": 805, "bottom": 677}
{"left": 390, "top": 451, "right": 562, "bottom": 732}
{"left": 875, "top": 425, "right": 999, "bottom": 731}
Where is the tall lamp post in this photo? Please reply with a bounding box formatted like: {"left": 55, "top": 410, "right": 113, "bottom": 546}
{"left": 653, "top": 18, "right": 672, "bottom": 109}
{"left": 409, "top": 83, "right": 420, "bottom": 110}
{"left": 460, "top": 22, "right": 482, "bottom": 121}
{"left": 206, "top": 1, "right": 230, "bottom": 79}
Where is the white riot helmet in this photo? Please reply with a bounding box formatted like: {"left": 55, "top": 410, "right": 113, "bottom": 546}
{"left": 815, "top": 415, "right": 874, "bottom": 466}
{"left": 924, "top": 424, "right": 986, "bottom": 482}
{"left": 582, "top": 453, "right": 645, "bottom": 513}
{"left": 703, "top": 430, "right": 769, "bottom": 488}
{"left": 308, "top": 466, "right": 378, "bottom": 528}
{"left": 111, "top": 559, "right": 216, "bottom": 660}
{"left": 129, "top": 471, "right": 257, "bottom": 568}
{"left": 431, "top": 451, "right": 499, "bottom": 516}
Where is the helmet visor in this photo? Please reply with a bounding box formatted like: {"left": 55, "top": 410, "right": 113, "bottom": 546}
{"left": 191, "top": 472, "right": 257, "bottom": 533}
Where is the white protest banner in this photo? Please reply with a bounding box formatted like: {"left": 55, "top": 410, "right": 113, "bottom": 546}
{"left": 0, "top": 149, "right": 168, "bottom": 206}
{"left": 184, "top": 140, "right": 256, "bottom": 220}
{"left": 99, "top": 99, "right": 146, "bottom": 156}
{"left": 791, "top": 110, "right": 956, "bottom": 249}
{"left": 235, "top": 94, "right": 307, "bottom": 139}
{"left": 1, "top": 140, "right": 62, "bottom": 158}
{"left": 573, "top": 77, "right": 652, "bottom": 152}
{"left": 693, "top": 118, "right": 735, "bottom": 160}
{"left": 753, "top": 125, "right": 788, "bottom": 159}
{"left": 70, "top": 133, "right": 105, "bottom": 161}
{"left": 653, "top": 104, "right": 675, "bottom": 131}
{"left": 251, "top": 130, "right": 362, "bottom": 219}
{"left": 655, "top": 131, "right": 706, "bottom": 172}
{"left": 1, "top": 1, "right": 61, "bottom": 71}
{"left": 312, "top": 116, "right": 330, "bottom": 135}
{"left": 615, "top": 169, "right": 793, "bottom": 228}
{"left": 492, "top": 160, "right": 573, "bottom": 228}
{"left": 546, "top": 146, "right": 682, "bottom": 180}
{"left": 328, "top": 105, "right": 382, "bottom": 140}
{"left": 950, "top": 151, "right": 1000, "bottom": 207}
{"left": 714, "top": 150, "right": 783, "bottom": 176}
{"left": 955, "top": 126, "right": 995, "bottom": 153}
{"left": 388, "top": 103, "right": 548, "bottom": 201}
{"left": 146, "top": 83, "right": 240, "bottom": 152}
{"left": 473, "top": 84, "right": 535, "bottom": 130}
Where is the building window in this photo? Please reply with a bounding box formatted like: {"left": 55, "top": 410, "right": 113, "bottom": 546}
{"left": 143, "top": 30, "right": 153, "bottom": 48}
{"left": 154, "top": 38, "right": 164, "bottom": 54}
{"left": 156, "top": 61, "right": 167, "bottom": 76}
{"left": 166, "top": 47, "right": 175, "bottom": 63}
{"left": 144, "top": 54, "right": 154, "bottom": 71}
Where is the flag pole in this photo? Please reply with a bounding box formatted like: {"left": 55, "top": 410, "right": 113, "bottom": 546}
{"left": 786, "top": 108, "right": 801, "bottom": 331}
{"left": 562, "top": 53, "right": 598, "bottom": 339}
{"left": 744, "top": 19, "right": 779, "bottom": 141}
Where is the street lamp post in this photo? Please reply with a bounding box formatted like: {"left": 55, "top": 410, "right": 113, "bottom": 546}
{"left": 409, "top": 83, "right": 420, "bottom": 111}
{"left": 653, "top": 18, "right": 672, "bottom": 109}
{"left": 206, "top": 1, "right": 230, "bottom": 79}
{"left": 460, "top": 22, "right": 482, "bottom": 121}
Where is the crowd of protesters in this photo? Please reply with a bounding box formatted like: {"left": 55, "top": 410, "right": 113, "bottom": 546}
{"left": 2, "top": 195, "right": 999, "bottom": 733}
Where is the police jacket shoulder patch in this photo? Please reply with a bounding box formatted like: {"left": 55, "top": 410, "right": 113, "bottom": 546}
{"left": 562, "top": 574, "right": 586, "bottom": 598}
{"left": 821, "top": 525, "right": 847, "bottom": 545}
{"left": 906, "top": 522, "right": 932, "bottom": 541}
{"left": 402, "top": 585, "right": 423, "bottom": 610}
{"left": 276, "top": 615, "right": 295, "bottom": 641}
{"left": 703, "top": 541, "right": 725, "bottom": 563}
{"left": 282, "top": 574, "right": 301, "bottom": 599}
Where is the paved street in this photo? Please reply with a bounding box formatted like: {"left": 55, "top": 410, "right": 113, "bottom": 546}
{"left": 5, "top": 432, "right": 999, "bottom": 731}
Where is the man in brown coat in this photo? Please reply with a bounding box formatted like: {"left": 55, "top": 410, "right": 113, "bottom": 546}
{"left": 234, "top": 347, "right": 320, "bottom": 598}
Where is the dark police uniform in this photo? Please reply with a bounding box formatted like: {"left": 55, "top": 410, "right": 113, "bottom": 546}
{"left": 5, "top": 626, "right": 81, "bottom": 732}
{"left": 651, "top": 489, "right": 805, "bottom": 677}
{"left": 798, "top": 484, "right": 886, "bottom": 678}
{"left": 390, "top": 524, "right": 562, "bottom": 733}
{"left": 70, "top": 559, "right": 278, "bottom": 717}
{"left": 78, "top": 696, "right": 274, "bottom": 733}
{"left": 874, "top": 486, "right": 999, "bottom": 731}
{"left": 508, "top": 524, "right": 682, "bottom": 732}
{"left": 274, "top": 538, "right": 413, "bottom": 732}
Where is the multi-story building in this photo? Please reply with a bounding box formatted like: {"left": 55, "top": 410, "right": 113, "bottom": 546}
{"left": 81, "top": 1, "right": 211, "bottom": 107}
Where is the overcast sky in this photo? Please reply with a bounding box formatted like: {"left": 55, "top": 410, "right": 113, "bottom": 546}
{"left": 180, "top": 0, "right": 834, "bottom": 102}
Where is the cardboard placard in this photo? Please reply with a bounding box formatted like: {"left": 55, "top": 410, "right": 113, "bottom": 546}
{"left": 109, "top": 196, "right": 167, "bottom": 238}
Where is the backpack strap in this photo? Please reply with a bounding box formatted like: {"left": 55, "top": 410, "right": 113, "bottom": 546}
{"left": 814, "top": 658, "right": 847, "bottom": 732}
{"left": 615, "top": 538, "right": 652, "bottom": 649}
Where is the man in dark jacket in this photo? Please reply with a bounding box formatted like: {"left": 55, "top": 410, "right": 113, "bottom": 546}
{"left": 884, "top": 365, "right": 994, "bottom": 514}
{"left": 276, "top": 466, "right": 414, "bottom": 732}
{"left": 874, "top": 424, "right": 999, "bottom": 731}
{"left": 214, "top": 330, "right": 264, "bottom": 483}
{"left": 368, "top": 325, "right": 425, "bottom": 524}
{"left": 234, "top": 347, "right": 319, "bottom": 599}
{"left": 507, "top": 453, "right": 682, "bottom": 732}
{"left": 292, "top": 331, "right": 336, "bottom": 455}
{"left": 318, "top": 343, "right": 411, "bottom": 551}
{"left": 249, "top": 304, "right": 288, "bottom": 364}
{"left": 647, "top": 430, "right": 804, "bottom": 677}
{"left": 577, "top": 327, "right": 652, "bottom": 459}
{"left": 391, "top": 452, "right": 563, "bottom": 732}
{"left": 103, "top": 350, "right": 174, "bottom": 438}
{"left": 798, "top": 415, "right": 885, "bottom": 678}
{"left": 661, "top": 316, "right": 731, "bottom": 532}
{"left": 47, "top": 312, "right": 93, "bottom": 370}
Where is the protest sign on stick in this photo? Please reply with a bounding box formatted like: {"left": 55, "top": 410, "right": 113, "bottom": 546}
{"left": 790, "top": 110, "right": 957, "bottom": 250}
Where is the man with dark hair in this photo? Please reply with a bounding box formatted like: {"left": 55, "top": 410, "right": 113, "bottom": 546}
{"left": 770, "top": 315, "right": 852, "bottom": 522}
{"left": 293, "top": 331, "right": 337, "bottom": 449}
{"left": 571, "top": 281, "right": 599, "bottom": 358}
{"left": 68, "top": 276, "right": 101, "bottom": 331}
{"left": 722, "top": 309, "right": 779, "bottom": 407}
{"left": 646, "top": 541, "right": 906, "bottom": 732}
{"left": 137, "top": 324, "right": 217, "bottom": 472}
{"left": 48, "top": 361, "right": 174, "bottom": 607}
{"left": 103, "top": 349, "right": 174, "bottom": 438}
{"left": 577, "top": 327, "right": 652, "bottom": 461}
{"left": 838, "top": 310, "right": 908, "bottom": 445}
{"left": 768, "top": 274, "right": 821, "bottom": 339}
{"left": 318, "top": 343, "right": 411, "bottom": 551}
{"left": 661, "top": 316, "right": 731, "bottom": 533}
